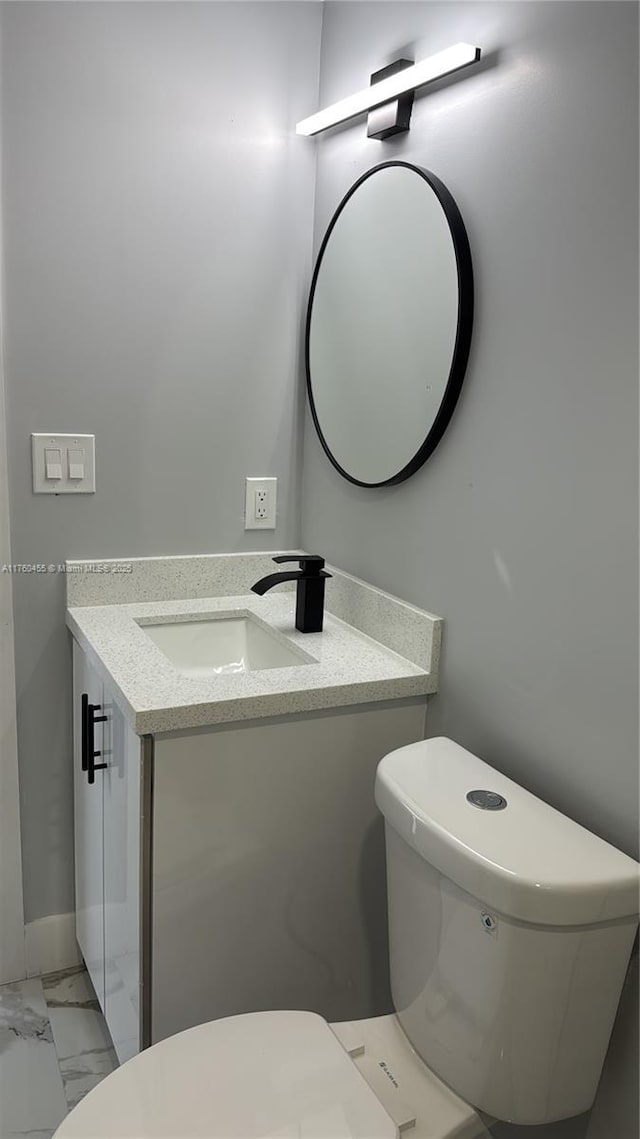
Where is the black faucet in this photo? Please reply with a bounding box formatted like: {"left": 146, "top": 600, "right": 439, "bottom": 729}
{"left": 251, "top": 555, "right": 331, "bottom": 633}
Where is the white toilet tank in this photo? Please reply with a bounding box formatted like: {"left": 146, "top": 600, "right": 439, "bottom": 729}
{"left": 375, "top": 738, "right": 639, "bottom": 1127}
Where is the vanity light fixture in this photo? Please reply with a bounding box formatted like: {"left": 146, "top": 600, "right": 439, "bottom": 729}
{"left": 296, "top": 42, "right": 481, "bottom": 137}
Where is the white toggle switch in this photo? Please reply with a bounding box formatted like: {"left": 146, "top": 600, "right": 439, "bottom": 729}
{"left": 68, "top": 448, "right": 85, "bottom": 480}
{"left": 45, "top": 448, "right": 62, "bottom": 480}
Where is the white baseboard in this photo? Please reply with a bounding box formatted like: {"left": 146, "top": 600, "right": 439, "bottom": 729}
{"left": 24, "top": 912, "right": 82, "bottom": 978}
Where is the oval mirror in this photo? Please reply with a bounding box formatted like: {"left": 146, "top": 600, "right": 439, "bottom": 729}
{"left": 305, "top": 161, "right": 473, "bottom": 487}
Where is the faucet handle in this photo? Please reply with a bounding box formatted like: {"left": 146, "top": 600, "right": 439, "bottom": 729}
{"left": 272, "top": 554, "right": 328, "bottom": 576}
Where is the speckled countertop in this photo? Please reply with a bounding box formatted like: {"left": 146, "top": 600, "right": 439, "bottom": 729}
{"left": 66, "top": 554, "right": 441, "bottom": 734}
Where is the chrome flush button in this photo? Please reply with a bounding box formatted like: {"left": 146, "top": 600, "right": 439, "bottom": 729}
{"left": 466, "top": 789, "right": 507, "bottom": 810}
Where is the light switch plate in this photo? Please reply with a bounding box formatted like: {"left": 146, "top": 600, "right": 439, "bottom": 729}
{"left": 32, "top": 433, "right": 95, "bottom": 493}
{"left": 245, "top": 477, "right": 277, "bottom": 529}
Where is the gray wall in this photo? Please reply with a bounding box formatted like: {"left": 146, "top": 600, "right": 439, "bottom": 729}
{"left": 1, "top": 1, "right": 322, "bottom": 922}
{"left": 303, "top": 0, "right": 638, "bottom": 855}
{"left": 301, "top": 3, "right": 638, "bottom": 1136}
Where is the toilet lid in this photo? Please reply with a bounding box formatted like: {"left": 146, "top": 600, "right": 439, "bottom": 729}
{"left": 53, "top": 1010, "right": 398, "bottom": 1139}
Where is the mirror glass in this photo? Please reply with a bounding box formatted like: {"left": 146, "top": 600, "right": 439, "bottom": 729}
{"left": 306, "top": 162, "right": 473, "bottom": 487}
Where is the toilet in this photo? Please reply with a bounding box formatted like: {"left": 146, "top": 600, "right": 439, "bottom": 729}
{"left": 54, "top": 737, "right": 639, "bottom": 1139}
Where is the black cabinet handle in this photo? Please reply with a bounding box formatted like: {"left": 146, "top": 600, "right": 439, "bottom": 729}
{"left": 81, "top": 693, "right": 89, "bottom": 772}
{"left": 87, "top": 702, "right": 108, "bottom": 785}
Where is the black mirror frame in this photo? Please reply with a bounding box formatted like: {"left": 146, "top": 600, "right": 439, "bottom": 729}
{"left": 305, "top": 160, "right": 474, "bottom": 488}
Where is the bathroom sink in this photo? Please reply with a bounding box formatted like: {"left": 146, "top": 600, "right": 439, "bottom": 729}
{"left": 137, "top": 614, "right": 312, "bottom": 677}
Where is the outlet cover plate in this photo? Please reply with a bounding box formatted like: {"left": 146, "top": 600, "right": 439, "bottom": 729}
{"left": 245, "top": 477, "right": 277, "bottom": 529}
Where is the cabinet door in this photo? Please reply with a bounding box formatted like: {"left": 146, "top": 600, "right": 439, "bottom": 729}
{"left": 151, "top": 700, "right": 427, "bottom": 1043}
{"left": 102, "top": 679, "right": 141, "bottom": 1063}
{"left": 72, "top": 641, "right": 105, "bottom": 1007}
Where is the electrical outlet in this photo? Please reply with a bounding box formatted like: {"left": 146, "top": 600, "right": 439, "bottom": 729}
{"left": 255, "top": 489, "right": 268, "bottom": 519}
{"left": 245, "top": 477, "right": 277, "bottom": 529}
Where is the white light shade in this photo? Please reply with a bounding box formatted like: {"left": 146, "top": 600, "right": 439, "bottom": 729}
{"left": 296, "top": 43, "right": 481, "bottom": 137}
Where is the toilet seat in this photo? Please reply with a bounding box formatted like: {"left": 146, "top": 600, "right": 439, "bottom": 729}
{"left": 53, "top": 1011, "right": 488, "bottom": 1139}
{"left": 53, "top": 1010, "right": 398, "bottom": 1139}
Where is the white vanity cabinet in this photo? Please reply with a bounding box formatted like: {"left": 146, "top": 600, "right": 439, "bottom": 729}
{"left": 72, "top": 643, "right": 106, "bottom": 1006}
{"left": 150, "top": 698, "right": 427, "bottom": 1043}
{"left": 72, "top": 640, "right": 427, "bottom": 1057}
{"left": 72, "top": 641, "right": 141, "bottom": 1063}
{"left": 101, "top": 679, "right": 142, "bottom": 1063}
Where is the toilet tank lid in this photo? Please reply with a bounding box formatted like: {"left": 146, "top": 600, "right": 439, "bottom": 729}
{"left": 375, "top": 738, "right": 640, "bottom": 927}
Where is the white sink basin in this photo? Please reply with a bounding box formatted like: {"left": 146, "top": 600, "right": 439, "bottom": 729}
{"left": 137, "top": 614, "right": 313, "bottom": 677}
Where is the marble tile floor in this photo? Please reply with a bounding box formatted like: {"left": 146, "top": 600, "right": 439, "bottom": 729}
{"left": 0, "top": 966, "right": 118, "bottom": 1139}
